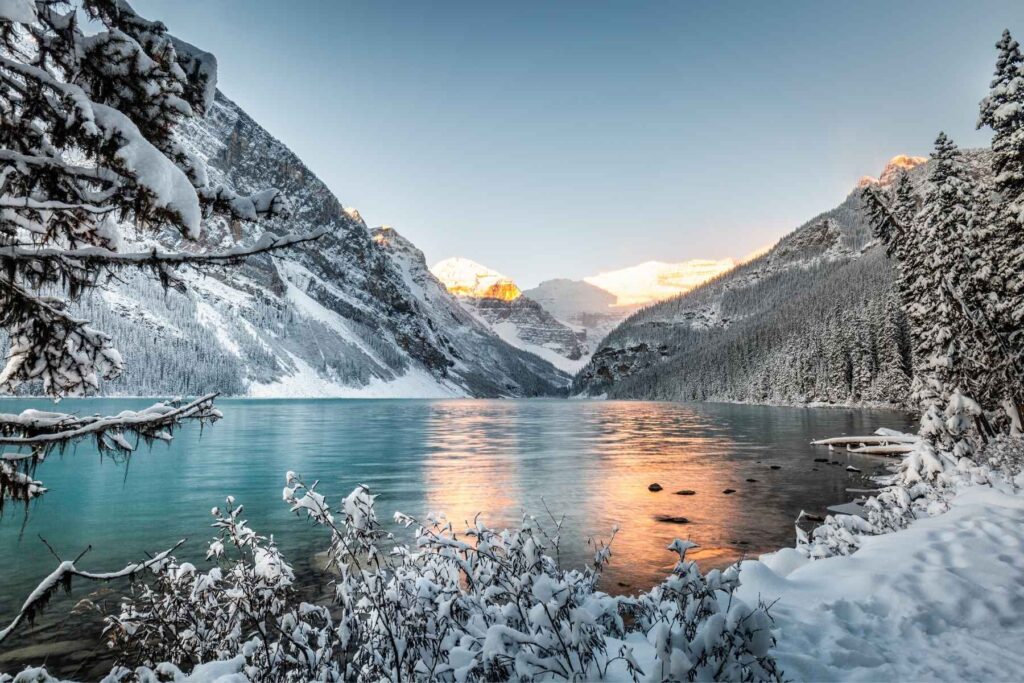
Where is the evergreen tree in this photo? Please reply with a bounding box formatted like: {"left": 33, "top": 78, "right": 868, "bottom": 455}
{"left": 913, "top": 134, "right": 981, "bottom": 399}
{"left": 977, "top": 28, "right": 1024, "bottom": 428}
{"left": 849, "top": 306, "right": 873, "bottom": 401}
{"left": 872, "top": 292, "right": 911, "bottom": 400}
{"left": 0, "top": 2, "right": 320, "bottom": 509}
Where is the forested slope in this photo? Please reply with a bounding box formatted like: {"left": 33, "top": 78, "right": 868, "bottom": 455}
{"left": 573, "top": 152, "right": 990, "bottom": 406}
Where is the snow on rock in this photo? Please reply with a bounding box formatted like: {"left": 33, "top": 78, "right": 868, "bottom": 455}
{"left": 739, "top": 482, "right": 1024, "bottom": 681}
{"left": 0, "top": 0, "right": 35, "bottom": 22}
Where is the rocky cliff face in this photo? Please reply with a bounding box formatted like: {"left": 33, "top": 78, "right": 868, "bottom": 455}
{"left": 856, "top": 154, "right": 929, "bottom": 188}
{"left": 371, "top": 228, "right": 571, "bottom": 395}
{"left": 78, "top": 92, "right": 569, "bottom": 398}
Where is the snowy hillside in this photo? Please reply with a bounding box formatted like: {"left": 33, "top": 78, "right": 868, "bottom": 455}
{"left": 430, "top": 258, "right": 588, "bottom": 373}
{"left": 67, "top": 93, "right": 569, "bottom": 398}
{"left": 573, "top": 152, "right": 990, "bottom": 404}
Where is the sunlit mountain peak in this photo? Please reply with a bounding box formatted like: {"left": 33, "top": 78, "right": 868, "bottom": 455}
{"left": 858, "top": 154, "right": 929, "bottom": 188}
{"left": 431, "top": 257, "right": 522, "bottom": 301}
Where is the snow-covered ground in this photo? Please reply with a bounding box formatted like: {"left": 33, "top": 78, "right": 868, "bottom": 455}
{"left": 491, "top": 321, "right": 591, "bottom": 374}
{"left": 248, "top": 352, "right": 464, "bottom": 399}
{"left": 737, "top": 480, "right": 1024, "bottom": 681}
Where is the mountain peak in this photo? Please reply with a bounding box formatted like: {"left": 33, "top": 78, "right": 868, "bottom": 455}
{"left": 431, "top": 257, "right": 522, "bottom": 301}
{"left": 857, "top": 154, "right": 928, "bottom": 188}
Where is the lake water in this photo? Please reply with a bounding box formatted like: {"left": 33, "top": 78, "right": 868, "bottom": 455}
{"left": 0, "top": 398, "right": 914, "bottom": 668}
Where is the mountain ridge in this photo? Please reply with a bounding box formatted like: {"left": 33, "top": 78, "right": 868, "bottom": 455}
{"left": 571, "top": 151, "right": 985, "bottom": 405}
{"left": 65, "top": 90, "right": 570, "bottom": 398}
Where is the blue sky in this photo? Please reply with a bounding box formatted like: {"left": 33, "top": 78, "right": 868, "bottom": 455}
{"left": 136, "top": 1, "right": 1024, "bottom": 287}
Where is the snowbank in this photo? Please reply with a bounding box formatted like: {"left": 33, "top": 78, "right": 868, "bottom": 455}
{"left": 738, "top": 480, "right": 1024, "bottom": 681}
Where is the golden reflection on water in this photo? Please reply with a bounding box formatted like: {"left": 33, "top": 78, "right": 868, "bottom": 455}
{"left": 419, "top": 400, "right": 756, "bottom": 592}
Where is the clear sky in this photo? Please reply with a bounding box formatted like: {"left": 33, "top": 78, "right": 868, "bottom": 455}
{"left": 135, "top": 0, "right": 1024, "bottom": 288}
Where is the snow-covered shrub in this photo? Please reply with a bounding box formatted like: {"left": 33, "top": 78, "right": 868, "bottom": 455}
{"left": 89, "top": 473, "right": 784, "bottom": 682}
{"left": 631, "top": 541, "right": 782, "bottom": 681}
{"left": 981, "top": 434, "right": 1024, "bottom": 478}
{"left": 105, "top": 496, "right": 342, "bottom": 680}
{"left": 797, "top": 405, "right": 1023, "bottom": 561}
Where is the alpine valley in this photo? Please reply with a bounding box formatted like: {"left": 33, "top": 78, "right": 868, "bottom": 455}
{"left": 65, "top": 82, "right": 759, "bottom": 399}
{"left": 73, "top": 97, "right": 944, "bottom": 405}
{"left": 42, "top": 67, "right": 955, "bottom": 404}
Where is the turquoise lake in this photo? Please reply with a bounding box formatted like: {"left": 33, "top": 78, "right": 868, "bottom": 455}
{"left": 1, "top": 399, "right": 915, "bottom": 631}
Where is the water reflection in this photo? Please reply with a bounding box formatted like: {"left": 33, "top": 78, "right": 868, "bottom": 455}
{"left": 413, "top": 400, "right": 911, "bottom": 591}
{"left": 1, "top": 398, "right": 915, "bottom": 617}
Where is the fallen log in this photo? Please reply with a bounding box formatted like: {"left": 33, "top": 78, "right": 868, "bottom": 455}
{"left": 811, "top": 435, "right": 918, "bottom": 446}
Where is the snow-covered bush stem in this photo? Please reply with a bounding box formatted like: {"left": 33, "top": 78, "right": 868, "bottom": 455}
{"left": 0, "top": 538, "right": 185, "bottom": 645}
{"left": 84, "top": 473, "right": 785, "bottom": 682}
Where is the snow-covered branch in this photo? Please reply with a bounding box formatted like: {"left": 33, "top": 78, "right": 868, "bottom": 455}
{"left": 0, "top": 394, "right": 220, "bottom": 511}
{"left": 0, "top": 393, "right": 219, "bottom": 447}
{"left": 0, "top": 275, "right": 124, "bottom": 397}
{"left": 0, "top": 539, "right": 186, "bottom": 644}
{"left": 0, "top": 227, "right": 328, "bottom": 270}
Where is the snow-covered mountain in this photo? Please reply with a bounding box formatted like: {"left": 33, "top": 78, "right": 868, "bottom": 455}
{"left": 76, "top": 92, "right": 570, "bottom": 398}
{"left": 572, "top": 152, "right": 989, "bottom": 405}
{"left": 520, "top": 255, "right": 764, "bottom": 357}
{"left": 521, "top": 279, "right": 633, "bottom": 355}
{"left": 430, "top": 257, "right": 522, "bottom": 301}
{"left": 430, "top": 258, "right": 588, "bottom": 373}
{"left": 430, "top": 251, "right": 764, "bottom": 368}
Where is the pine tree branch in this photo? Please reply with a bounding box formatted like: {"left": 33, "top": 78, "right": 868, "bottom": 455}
{"left": 0, "top": 393, "right": 219, "bottom": 447}
{"left": 0, "top": 227, "right": 328, "bottom": 269}
{"left": 0, "top": 275, "right": 121, "bottom": 395}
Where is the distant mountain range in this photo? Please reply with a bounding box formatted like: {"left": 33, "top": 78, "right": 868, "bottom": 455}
{"left": 57, "top": 71, "right": 939, "bottom": 403}
{"left": 429, "top": 254, "right": 753, "bottom": 371}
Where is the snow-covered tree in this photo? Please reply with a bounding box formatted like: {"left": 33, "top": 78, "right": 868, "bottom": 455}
{"left": 0, "top": 2, "right": 322, "bottom": 509}
{"left": 911, "top": 134, "right": 982, "bottom": 400}
{"left": 977, "top": 28, "right": 1024, "bottom": 430}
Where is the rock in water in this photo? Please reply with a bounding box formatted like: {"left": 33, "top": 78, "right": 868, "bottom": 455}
{"left": 648, "top": 483, "right": 663, "bottom": 492}
{"left": 654, "top": 515, "right": 690, "bottom": 524}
